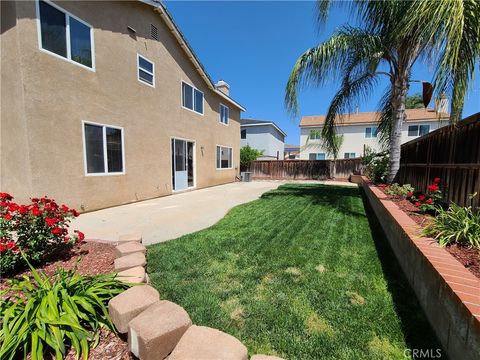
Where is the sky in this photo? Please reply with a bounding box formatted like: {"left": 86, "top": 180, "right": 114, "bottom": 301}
{"left": 165, "top": 0, "right": 480, "bottom": 145}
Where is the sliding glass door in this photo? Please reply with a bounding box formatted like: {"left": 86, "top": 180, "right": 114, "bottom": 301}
{"left": 171, "top": 138, "right": 195, "bottom": 191}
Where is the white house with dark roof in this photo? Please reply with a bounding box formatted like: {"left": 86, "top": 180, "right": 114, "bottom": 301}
{"left": 240, "top": 119, "right": 286, "bottom": 160}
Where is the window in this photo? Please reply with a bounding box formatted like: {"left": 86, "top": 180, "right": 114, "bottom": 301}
{"left": 182, "top": 81, "right": 204, "bottom": 114}
{"left": 137, "top": 54, "right": 155, "bottom": 87}
{"left": 216, "top": 146, "right": 232, "bottom": 169}
{"left": 408, "top": 124, "right": 430, "bottom": 137}
{"left": 309, "top": 130, "right": 321, "bottom": 140}
{"left": 220, "top": 104, "right": 229, "bottom": 125}
{"left": 83, "top": 122, "right": 124, "bottom": 175}
{"left": 241, "top": 129, "right": 247, "bottom": 139}
{"left": 309, "top": 153, "right": 325, "bottom": 160}
{"left": 344, "top": 152, "right": 356, "bottom": 159}
{"left": 365, "top": 127, "right": 378, "bottom": 138}
{"left": 37, "top": 0, "right": 94, "bottom": 69}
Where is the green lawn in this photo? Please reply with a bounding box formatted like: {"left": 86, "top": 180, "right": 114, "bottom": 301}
{"left": 147, "top": 184, "right": 442, "bottom": 359}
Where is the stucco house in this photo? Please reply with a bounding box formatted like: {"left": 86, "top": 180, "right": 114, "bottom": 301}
{"left": 284, "top": 145, "right": 300, "bottom": 160}
{"left": 299, "top": 107, "right": 449, "bottom": 160}
{"left": 1, "top": 0, "right": 245, "bottom": 211}
{"left": 240, "top": 119, "right": 286, "bottom": 160}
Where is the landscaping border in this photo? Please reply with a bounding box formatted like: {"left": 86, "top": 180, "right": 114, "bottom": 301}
{"left": 360, "top": 177, "right": 480, "bottom": 359}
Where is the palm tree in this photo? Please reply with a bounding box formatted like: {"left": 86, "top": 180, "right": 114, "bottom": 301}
{"left": 286, "top": 0, "right": 479, "bottom": 183}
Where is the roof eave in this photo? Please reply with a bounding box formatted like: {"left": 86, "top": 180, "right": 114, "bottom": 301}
{"left": 241, "top": 122, "right": 287, "bottom": 137}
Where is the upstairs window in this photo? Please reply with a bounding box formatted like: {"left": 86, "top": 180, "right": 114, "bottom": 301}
{"left": 37, "top": 0, "right": 94, "bottom": 69}
{"left": 309, "top": 130, "right": 321, "bottom": 140}
{"left": 137, "top": 54, "right": 155, "bottom": 87}
{"left": 241, "top": 129, "right": 247, "bottom": 139}
{"left": 83, "top": 122, "right": 124, "bottom": 175}
{"left": 344, "top": 152, "right": 356, "bottom": 159}
{"left": 216, "top": 146, "right": 232, "bottom": 169}
{"left": 408, "top": 124, "right": 430, "bottom": 137}
{"left": 309, "top": 153, "right": 325, "bottom": 160}
{"left": 220, "top": 104, "right": 229, "bottom": 125}
{"left": 182, "top": 82, "right": 204, "bottom": 114}
{"left": 365, "top": 127, "right": 378, "bottom": 138}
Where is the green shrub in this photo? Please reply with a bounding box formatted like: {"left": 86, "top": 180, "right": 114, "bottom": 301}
{"left": 362, "top": 150, "right": 389, "bottom": 183}
{"left": 385, "top": 183, "right": 414, "bottom": 197}
{"left": 240, "top": 145, "right": 264, "bottom": 171}
{"left": 423, "top": 201, "right": 480, "bottom": 249}
{"left": 0, "top": 257, "right": 129, "bottom": 360}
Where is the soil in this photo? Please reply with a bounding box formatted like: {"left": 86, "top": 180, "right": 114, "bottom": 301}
{"left": 376, "top": 184, "right": 480, "bottom": 279}
{"left": 1, "top": 241, "right": 133, "bottom": 359}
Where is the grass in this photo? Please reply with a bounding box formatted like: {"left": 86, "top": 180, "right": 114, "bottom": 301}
{"left": 147, "top": 184, "right": 443, "bottom": 359}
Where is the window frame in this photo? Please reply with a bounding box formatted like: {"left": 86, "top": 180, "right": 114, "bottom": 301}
{"left": 407, "top": 124, "right": 430, "bottom": 137}
{"left": 309, "top": 153, "right": 325, "bottom": 160}
{"left": 216, "top": 145, "right": 233, "bottom": 170}
{"left": 309, "top": 130, "right": 321, "bottom": 140}
{"left": 365, "top": 126, "right": 378, "bottom": 138}
{"left": 137, "top": 54, "right": 155, "bottom": 88}
{"left": 35, "top": 0, "right": 95, "bottom": 72}
{"left": 82, "top": 120, "right": 125, "bottom": 177}
{"left": 344, "top": 152, "right": 356, "bottom": 159}
{"left": 419, "top": 124, "right": 430, "bottom": 136}
{"left": 219, "top": 103, "right": 229, "bottom": 125}
{"left": 241, "top": 129, "right": 247, "bottom": 139}
{"left": 181, "top": 81, "right": 204, "bottom": 115}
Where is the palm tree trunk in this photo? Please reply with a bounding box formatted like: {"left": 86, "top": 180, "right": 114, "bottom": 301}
{"left": 387, "top": 73, "right": 408, "bottom": 183}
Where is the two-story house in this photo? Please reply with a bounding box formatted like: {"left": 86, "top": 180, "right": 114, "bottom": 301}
{"left": 240, "top": 119, "right": 286, "bottom": 160}
{"left": 299, "top": 107, "right": 449, "bottom": 160}
{"left": 1, "top": 0, "right": 245, "bottom": 211}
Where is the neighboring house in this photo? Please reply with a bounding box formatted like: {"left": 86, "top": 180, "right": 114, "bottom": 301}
{"left": 299, "top": 107, "right": 449, "bottom": 160}
{"left": 284, "top": 145, "right": 300, "bottom": 160}
{"left": 240, "top": 119, "right": 286, "bottom": 160}
{"left": 1, "top": 0, "right": 245, "bottom": 211}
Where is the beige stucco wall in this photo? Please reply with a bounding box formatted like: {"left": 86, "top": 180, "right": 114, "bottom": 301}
{"left": 1, "top": 1, "right": 241, "bottom": 211}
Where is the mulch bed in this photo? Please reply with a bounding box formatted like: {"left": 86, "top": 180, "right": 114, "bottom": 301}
{"left": 376, "top": 184, "right": 480, "bottom": 279}
{"left": 1, "top": 241, "right": 133, "bottom": 360}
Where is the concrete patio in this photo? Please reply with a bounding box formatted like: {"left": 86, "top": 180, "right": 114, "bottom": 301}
{"left": 73, "top": 180, "right": 356, "bottom": 245}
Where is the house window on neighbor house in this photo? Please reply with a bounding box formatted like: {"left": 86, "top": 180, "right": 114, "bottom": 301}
{"left": 365, "top": 127, "right": 378, "bottom": 138}
{"left": 408, "top": 124, "right": 430, "bottom": 137}
{"left": 220, "top": 104, "right": 229, "bottom": 125}
{"left": 344, "top": 152, "right": 356, "bottom": 159}
{"left": 216, "top": 146, "right": 232, "bottom": 169}
{"left": 182, "top": 81, "right": 204, "bottom": 114}
{"left": 137, "top": 54, "right": 155, "bottom": 87}
{"left": 309, "top": 153, "right": 325, "bottom": 160}
{"left": 83, "top": 122, "right": 124, "bottom": 175}
{"left": 241, "top": 129, "right": 247, "bottom": 139}
{"left": 309, "top": 130, "right": 321, "bottom": 140}
{"left": 37, "top": 0, "right": 94, "bottom": 69}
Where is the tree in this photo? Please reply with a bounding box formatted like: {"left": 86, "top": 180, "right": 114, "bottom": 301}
{"left": 240, "top": 145, "right": 263, "bottom": 171}
{"left": 325, "top": 134, "right": 343, "bottom": 178}
{"left": 405, "top": 93, "right": 424, "bottom": 109}
{"left": 286, "top": 0, "right": 479, "bottom": 183}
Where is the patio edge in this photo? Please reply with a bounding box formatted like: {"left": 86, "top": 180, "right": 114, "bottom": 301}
{"left": 360, "top": 177, "right": 480, "bottom": 360}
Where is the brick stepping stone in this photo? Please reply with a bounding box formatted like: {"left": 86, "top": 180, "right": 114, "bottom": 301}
{"left": 168, "top": 325, "right": 248, "bottom": 360}
{"left": 118, "top": 233, "right": 142, "bottom": 244}
{"left": 128, "top": 301, "right": 192, "bottom": 360}
{"left": 114, "top": 252, "right": 146, "bottom": 272}
{"left": 251, "top": 355, "right": 285, "bottom": 360}
{"left": 108, "top": 285, "right": 159, "bottom": 333}
{"left": 116, "top": 266, "right": 146, "bottom": 284}
{"left": 115, "top": 242, "right": 146, "bottom": 258}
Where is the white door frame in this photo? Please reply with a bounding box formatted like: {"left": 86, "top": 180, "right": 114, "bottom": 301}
{"left": 170, "top": 136, "right": 196, "bottom": 192}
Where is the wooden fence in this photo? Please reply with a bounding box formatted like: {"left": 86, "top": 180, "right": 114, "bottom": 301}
{"left": 398, "top": 112, "right": 480, "bottom": 208}
{"left": 250, "top": 159, "right": 363, "bottom": 180}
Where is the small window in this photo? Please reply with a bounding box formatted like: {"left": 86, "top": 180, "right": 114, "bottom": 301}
{"left": 137, "top": 54, "right": 154, "bottom": 87}
{"left": 408, "top": 125, "right": 430, "bottom": 137}
{"left": 309, "top": 153, "right": 325, "bottom": 160}
{"left": 365, "top": 127, "right": 378, "bottom": 138}
{"left": 83, "top": 122, "right": 124, "bottom": 175}
{"left": 241, "top": 129, "right": 247, "bottom": 139}
{"left": 37, "top": 0, "right": 94, "bottom": 69}
{"left": 344, "top": 152, "right": 356, "bottom": 159}
{"left": 220, "top": 104, "right": 229, "bottom": 125}
{"left": 216, "top": 145, "right": 232, "bottom": 169}
{"left": 309, "top": 130, "right": 321, "bottom": 140}
{"left": 182, "top": 81, "right": 203, "bottom": 114}
{"left": 150, "top": 24, "right": 158, "bottom": 40}
{"left": 408, "top": 125, "right": 419, "bottom": 136}
{"left": 419, "top": 124, "right": 430, "bottom": 136}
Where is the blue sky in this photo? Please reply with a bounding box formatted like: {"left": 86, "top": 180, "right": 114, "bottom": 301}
{"left": 165, "top": 0, "right": 480, "bottom": 145}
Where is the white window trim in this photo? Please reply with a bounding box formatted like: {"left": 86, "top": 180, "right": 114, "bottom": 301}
{"left": 216, "top": 144, "right": 233, "bottom": 170}
{"left": 137, "top": 53, "right": 155, "bottom": 88}
{"left": 310, "top": 153, "right": 325, "bottom": 160}
{"left": 344, "top": 152, "right": 356, "bottom": 159}
{"left": 181, "top": 81, "right": 204, "bottom": 116}
{"left": 219, "top": 103, "right": 229, "bottom": 125}
{"left": 365, "top": 127, "right": 378, "bottom": 138}
{"left": 82, "top": 120, "right": 125, "bottom": 177}
{"left": 309, "top": 130, "right": 321, "bottom": 140}
{"left": 35, "top": 0, "right": 96, "bottom": 72}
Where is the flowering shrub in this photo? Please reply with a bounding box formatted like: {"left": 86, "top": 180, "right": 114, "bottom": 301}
{"left": 0, "top": 193, "right": 84, "bottom": 274}
{"left": 409, "top": 178, "right": 443, "bottom": 212}
{"left": 385, "top": 183, "right": 414, "bottom": 198}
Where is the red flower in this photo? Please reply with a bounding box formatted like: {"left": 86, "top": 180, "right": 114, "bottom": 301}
{"left": 419, "top": 195, "right": 426, "bottom": 201}
{"left": 0, "top": 192, "right": 13, "bottom": 201}
{"left": 3, "top": 213, "right": 12, "bottom": 220}
{"left": 44, "top": 217, "right": 58, "bottom": 227}
{"left": 74, "top": 230, "right": 85, "bottom": 241}
{"left": 428, "top": 184, "right": 439, "bottom": 192}
{"left": 7, "top": 203, "right": 19, "bottom": 212}
{"left": 31, "top": 207, "right": 42, "bottom": 216}
{"left": 6, "top": 241, "right": 16, "bottom": 250}
{"left": 0, "top": 201, "right": 8, "bottom": 208}
{"left": 415, "top": 202, "right": 421, "bottom": 207}
{"left": 433, "top": 177, "right": 441, "bottom": 184}
{"left": 71, "top": 209, "right": 80, "bottom": 217}
{"left": 31, "top": 198, "right": 39, "bottom": 203}
{"left": 426, "top": 199, "right": 433, "bottom": 204}
{"left": 52, "top": 227, "right": 63, "bottom": 235}
{"left": 63, "top": 236, "right": 71, "bottom": 243}
{"left": 18, "top": 205, "right": 28, "bottom": 214}
{"left": 406, "top": 192, "right": 413, "bottom": 198}
{"left": 61, "top": 205, "right": 69, "bottom": 212}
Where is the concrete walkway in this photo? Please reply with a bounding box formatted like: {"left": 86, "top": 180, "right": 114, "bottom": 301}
{"left": 72, "top": 180, "right": 357, "bottom": 245}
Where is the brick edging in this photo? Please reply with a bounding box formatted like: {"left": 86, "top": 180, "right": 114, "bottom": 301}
{"left": 360, "top": 177, "right": 480, "bottom": 359}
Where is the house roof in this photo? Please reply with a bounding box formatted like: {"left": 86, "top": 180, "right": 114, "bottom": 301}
{"left": 300, "top": 108, "right": 449, "bottom": 127}
{"left": 284, "top": 144, "right": 300, "bottom": 150}
{"left": 240, "top": 119, "right": 287, "bottom": 137}
{"left": 139, "top": 0, "right": 246, "bottom": 112}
